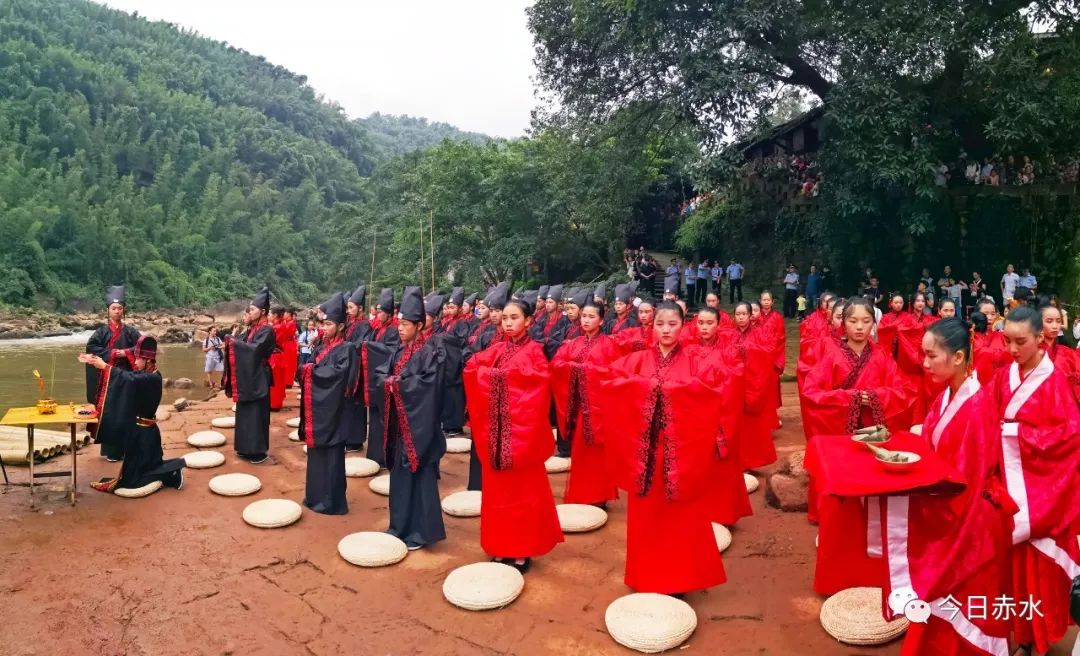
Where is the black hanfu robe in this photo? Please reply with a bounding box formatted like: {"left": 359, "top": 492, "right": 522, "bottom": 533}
{"left": 367, "top": 335, "right": 447, "bottom": 549}
{"left": 85, "top": 322, "right": 141, "bottom": 460}
{"left": 603, "top": 312, "right": 639, "bottom": 335}
{"left": 223, "top": 323, "right": 276, "bottom": 459}
{"left": 94, "top": 367, "right": 184, "bottom": 491}
{"left": 438, "top": 318, "right": 470, "bottom": 434}
{"left": 300, "top": 338, "right": 360, "bottom": 515}
{"left": 343, "top": 319, "right": 373, "bottom": 451}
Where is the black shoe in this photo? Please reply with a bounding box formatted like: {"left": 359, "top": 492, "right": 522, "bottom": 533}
{"left": 248, "top": 454, "right": 269, "bottom": 465}
{"left": 509, "top": 558, "right": 531, "bottom": 574}
{"left": 174, "top": 469, "right": 185, "bottom": 491}
{"left": 106, "top": 457, "right": 121, "bottom": 463}
{"left": 670, "top": 592, "right": 686, "bottom": 600}
{"left": 345, "top": 446, "right": 363, "bottom": 453}
{"left": 406, "top": 542, "right": 424, "bottom": 551}
{"left": 444, "top": 430, "right": 464, "bottom": 437}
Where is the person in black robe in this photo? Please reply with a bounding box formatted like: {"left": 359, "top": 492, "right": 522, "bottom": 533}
{"left": 84, "top": 285, "right": 142, "bottom": 462}
{"left": 436, "top": 287, "right": 470, "bottom": 437}
{"left": 300, "top": 293, "right": 361, "bottom": 515}
{"left": 604, "top": 282, "right": 641, "bottom": 334}
{"left": 222, "top": 287, "right": 277, "bottom": 464}
{"left": 342, "top": 284, "right": 372, "bottom": 453}
{"left": 362, "top": 288, "right": 398, "bottom": 466}
{"left": 461, "top": 292, "right": 479, "bottom": 334}
{"left": 81, "top": 337, "right": 185, "bottom": 493}
{"left": 367, "top": 286, "right": 447, "bottom": 550}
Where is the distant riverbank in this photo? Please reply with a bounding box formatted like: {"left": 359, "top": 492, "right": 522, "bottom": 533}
{"left": 0, "top": 302, "right": 253, "bottom": 343}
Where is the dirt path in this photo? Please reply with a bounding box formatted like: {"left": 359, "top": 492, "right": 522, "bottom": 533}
{"left": 0, "top": 383, "right": 1073, "bottom": 655}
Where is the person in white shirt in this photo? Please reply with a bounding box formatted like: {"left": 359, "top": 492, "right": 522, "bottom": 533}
{"left": 782, "top": 265, "right": 800, "bottom": 318}
{"left": 710, "top": 263, "right": 723, "bottom": 299}
{"left": 696, "top": 260, "right": 711, "bottom": 304}
{"left": 726, "top": 259, "right": 744, "bottom": 303}
{"left": 1000, "top": 263, "right": 1020, "bottom": 302}
{"left": 683, "top": 261, "right": 698, "bottom": 303}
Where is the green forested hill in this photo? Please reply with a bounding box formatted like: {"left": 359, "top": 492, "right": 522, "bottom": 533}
{"left": 358, "top": 113, "right": 489, "bottom": 159}
{"left": 0, "top": 0, "right": 379, "bottom": 308}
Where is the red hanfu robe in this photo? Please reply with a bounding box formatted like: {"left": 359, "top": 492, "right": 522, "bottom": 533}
{"left": 989, "top": 356, "right": 1080, "bottom": 654}
{"left": 595, "top": 345, "right": 729, "bottom": 594}
{"left": 611, "top": 324, "right": 654, "bottom": 356}
{"left": 268, "top": 320, "right": 293, "bottom": 410}
{"left": 803, "top": 338, "right": 915, "bottom": 590}
{"left": 798, "top": 309, "right": 830, "bottom": 360}
{"left": 882, "top": 376, "right": 1013, "bottom": 656}
{"left": 971, "top": 331, "right": 1009, "bottom": 386}
{"left": 279, "top": 318, "right": 299, "bottom": 388}
{"left": 464, "top": 336, "right": 563, "bottom": 559}
{"left": 758, "top": 309, "right": 786, "bottom": 421}
{"left": 731, "top": 325, "right": 778, "bottom": 471}
{"left": 551, "top": 333, "right": 620, "bottom": 505}
{"left": 693, "top": 337, "right": 752, "bottom": 526}
{"left": 1041, "top": 340, "right": 1080, "bottom": 406}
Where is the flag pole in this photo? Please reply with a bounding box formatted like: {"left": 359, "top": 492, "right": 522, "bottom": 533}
{"left": 429, "top": 210, "right": 436, "bottom": 291}
{"left": 369, "top": 231, "right": 377, "bottom": 289}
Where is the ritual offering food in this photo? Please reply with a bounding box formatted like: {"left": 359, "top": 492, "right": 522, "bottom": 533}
{"left": 850, "top": 425, "right": 889, "bottom": 443}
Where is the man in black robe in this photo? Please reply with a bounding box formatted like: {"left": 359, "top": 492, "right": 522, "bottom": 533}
{"left": 223, "top": 287, "right": 277, "bottom": 464}
{"left": 300, "top": 293, "right": 360, "bottom": 515}
{"left": 604, "top": 282, "right": 641, "bottom": 334}
{"left": 362, "top": 288, "right": 398, "bottom": 466}
{"left": 436, "top": 287, "right": 470, "bottom": 437}
{"left": 81, "top": 337, "right": 185, "bottom": 494}
{"left": 84, "top": 285, "right": 141, "bottom": 462}
{"left": 367, "top": 287, "right": 447, "bottom": 550}
{"left": 342, "top": 284, "right": 372, "bottom": 453}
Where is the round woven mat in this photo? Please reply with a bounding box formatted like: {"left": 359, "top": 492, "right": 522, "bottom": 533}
{"left": 288, "top": 429, "right": 301, "bottom": 442}
{"left": 285, "top": 417, "right": 301, "bottom": 428}
{"left": 242, "top": 499, "right": 302, "bottom": 529}
{"left": 209, "top": 473, "right": 261, "bottom": 496}
{"left": 187, "top": 430, "right": 226, "bottom": 447}
{"left": 183, "top": 450, "right": 225, "bottom": 469}
{"left": 909, "top": 424, "right": 923, "bottom": 436}
{"left": 338, "top": 532, "right": 408, "bottom": 567}
{"left": 368, "top": 474, "right": 390, "bottom": 496}
{"left": 210, "top": 416, "right": 235, "bottom": 429}
{"left": 446, "top": 437, "right": 472, "bottom": 453}
{"left": 556, "top": 504, "right": 608, "bottom": 533}
{"left": 544, "top": 456, "right": 570, "bottom": 474}
{"left": 114, "top": 480, "right": 164, "bottom": 498}
{"left": 712, "top": 523, "right": 732, "bottom": 553}
{"left": 441, "top": 490, "right": 482, "bottom": 517}
{"left": 819, "top": 587, "right": 909, "bottom": 646}
{"left": 345, "top": 457, "right": 380, "bottom": 478}
{"left": 744, "top": 472, "right": 760, "bottom": 493}
{"left": 442, "top": 562, "right": 524, "bottom": 611}
{"left": 605, "top": 593, "right": 697, "bottom": 653}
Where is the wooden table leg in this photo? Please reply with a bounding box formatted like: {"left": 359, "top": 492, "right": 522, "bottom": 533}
{"left": 28, "top": 425, "right": 34, "bottom": 509}
{"left": 69, "top": 423, "right": 77, "bottom": 505}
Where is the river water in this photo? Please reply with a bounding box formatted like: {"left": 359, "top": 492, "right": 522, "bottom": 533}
{"left": 0, "top": 332, "right": 211, "bottom": 418}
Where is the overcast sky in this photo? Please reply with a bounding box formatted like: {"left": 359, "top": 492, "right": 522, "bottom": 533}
{"left": 97, "top": 0, "right": 538, "bottom": 138}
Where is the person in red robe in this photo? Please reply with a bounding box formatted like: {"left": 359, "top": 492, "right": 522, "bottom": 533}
{"left": 611, "top": 298, "right": 656, "bottom": 355}
{"left": 799, "top": 292, "right": 836, "bottom": 360}
{"left": 802, "top": 298, "right": 915, "bottom": 593}
{"left": 992, "top": 306, "right": 1080, "bottom": 655}
{"left": 1037, "top": 301, "right": 1080, "bottom": 405}
{"left": 758, "top": 291, "right": 786, "bottom": 425}
{"left": 694, "top": 305, "right": 752, "bottom": 526}
{"left": 797, "top": 296, "right": 843, "bottom": 437}
{"left": 463, "top": 297, "right": 563, "bottom": 572}
{"left": 970, "top": 311, "right": 1009, "bottom": 386}
{"left": 596, "top": 301, "right": 731, "bottom": 595}
{"left": 267, "top": 307, "right": 290, "bottom": 411}
{"left": 730, "top": 302, "right": 778, "bottom": 472}
{"left": 280, "top": 309, "right": 299, "bottom": 388}
{"left": 551, "top": 298, "right": 620, "bottom": 506}
{"left": 882, "top": 318, "right": 1013, "bottom": 656}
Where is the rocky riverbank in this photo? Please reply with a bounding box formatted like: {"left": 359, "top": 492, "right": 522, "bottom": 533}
{"left": 0, "top": 302, "right": 252, "bottom": 343}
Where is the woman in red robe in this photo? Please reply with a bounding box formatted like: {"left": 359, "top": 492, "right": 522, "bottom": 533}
{"left": 280, "top": 309, "right": 299, "bottom": 388}
{"left": 802, "top": 298, "right": 915, "bottom": 592}
{"left": 268, "top": 307, "right": 291, "bottom": 411}
{"left": 876, "top": 293, "right": 911, "bottom": 360}
{"left": 551, "top": 298, "right": 620, "bottom": 506}
{"left": 882, "top": 318, "right": 1013, "bottom": 656}
{"left": 691, "top": 306, "right": 751, "bottom": 526}
{"left": 970, "top": 311, "right": 1009, "bottom": 386}
{"left": 758, "top": 291, "right": 786, "bottom": 422}
{"left": 1037, "top": 302, "right": 1080, "bottom": 405}
{"left": 611, "top": 299, "right": 656, "bottom": 355}
{"left": 463, "top": 297, "right": 563, "bottom": 572}
{"left": 797, "top": 297, "right": 844, "bottom": 435}
{"left": 596, "top": 301, "right": 730, "bottom": 594}
{"left": 799, "top": 293, "right": 836, "bottom": 360}
{"left": 730, "top": 302, "right": 778, "bottom": 472}
{"left": 990, "top": 306, "right": 1080, "bottom": 655}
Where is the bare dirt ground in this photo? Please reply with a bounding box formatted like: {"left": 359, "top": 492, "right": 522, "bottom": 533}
{"left": 0, "top": 381, "right": 1075, "bottom": 655}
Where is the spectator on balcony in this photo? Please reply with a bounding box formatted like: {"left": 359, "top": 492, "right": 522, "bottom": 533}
{"left": 979, "top": 157, "right": 993, "bottom": 184}
{"left": 964, "top": 158, "right": 979, "bottom": 183}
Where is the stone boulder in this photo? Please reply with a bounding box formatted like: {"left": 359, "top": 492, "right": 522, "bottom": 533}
{"left": 173, "top": 377, "right": 194, "bottom": 390}
{"left": 194, "top": 314, "right": 215, "bottom": 326}
{"left": 158, "top": 327, "right": 191, "bottom": 344}
{"left": 172, "top": 398, "right": 189, "bottom": 411}
{"left": 765, "top": 473, "right": 809, "bottom": 513}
